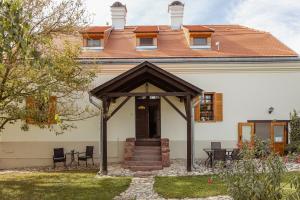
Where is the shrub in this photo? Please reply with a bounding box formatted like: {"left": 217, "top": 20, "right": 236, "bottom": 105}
{"left": 289, "top": 110, "right": 300, "bottom": 153}
{"left": 219, "top": 138, "right": 286, "bottom": 200}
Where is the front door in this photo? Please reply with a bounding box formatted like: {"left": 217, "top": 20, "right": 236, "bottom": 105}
{"left": 135, "top": 97, "right": 161, "bottom": 139}
{"left": 238, "top": 122, "right": 255, "bottom": 146}
{"left": 271, "top": 122, "right": 287, "bottom": 155}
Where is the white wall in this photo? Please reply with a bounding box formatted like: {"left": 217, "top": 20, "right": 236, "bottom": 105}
{"left": 1, "top": 66, "right": 300, "bottom": 166}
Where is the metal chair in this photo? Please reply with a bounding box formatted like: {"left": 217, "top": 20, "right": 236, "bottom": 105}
{"left": 211, "top": 142, "right": 221, "bottom": 150}
{"left": 53, "top": 148, "right": 66, "bottom": 168}
{"left": 230, "top": 148, "right": 241, "bottom": 161}
{"left": 213, "top": 149, "right": 226, "bottom": 168}
{"left": 77, "top": 146, "right": 94, "bottom": 167}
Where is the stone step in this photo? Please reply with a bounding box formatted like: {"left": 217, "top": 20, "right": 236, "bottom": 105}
{"left": 134, "top": 148, "right": 161, "bottom": 154}
{"left": 128, "top": 165, "right": 163, "bottom": 171}
{"left": 131, "top": 155, "right": 162, "bottom": 161}
{"left": 133, "top": 152, "right": 161, "bottom": 157}
{"left": 135, "top": 146, "right": 161, "bottom": 150}
{"left": 135, "top": 140, "right": 161, "bottom": 146}
{"left": 125, "top": 160, "right": 162, "bottom": 166}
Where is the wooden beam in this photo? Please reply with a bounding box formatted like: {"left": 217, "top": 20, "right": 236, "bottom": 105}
{"left": 101, "top": 92, "right": 188, "bottom": 97}
{"left": 102, "top": 98, "right": 108, "bottom": 174}
{"left": 107, "top": 97, "right": 131, "bottom": 121}
{"left": 162, "top": 96, "right": 186, "bottom": 120}
{"left": 186, "top": 95, "right": 192, "bottom": 172}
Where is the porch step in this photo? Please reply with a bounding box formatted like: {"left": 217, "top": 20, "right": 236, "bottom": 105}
{"left": 125, "top": 141, "right": 163, "bottom": 171}
{"left": 124, "top": 160, "right": 162, "bottom": 166}
{"left": 127, "top": 165, "right": 163, "bottom": 171}
{"left": 135, "top": 140, "right": 161, "bottom": 146}
{"left": 131, "top": 155, "right": 162, "bottom": 161}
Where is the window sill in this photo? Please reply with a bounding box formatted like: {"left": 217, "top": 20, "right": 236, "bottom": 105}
{"left": 81, "top": 46, "right": 104, "bottom": 51}
{"left": 136, "top": 46, "right": 157, "bottom": 51}
{"left": 190, "top": 45, "right": 211, "bottom": 49}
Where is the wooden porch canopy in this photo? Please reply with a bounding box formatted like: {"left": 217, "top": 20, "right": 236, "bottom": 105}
{"left": 90, "top": 61, "right": 203, "bottom": 173}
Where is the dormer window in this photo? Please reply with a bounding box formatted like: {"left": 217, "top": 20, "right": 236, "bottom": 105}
{"left": 140, "top": 38, "right": 154, "bottom": 46}
{"left": 193, "top": 37, "right": 208, "bottom": 46}
{"left": 79, "top": 26, "right": 112, "bottom": 51}
{"left": 183, "top": 25, "right": 214, "bottom": 50}
{"left": 134, "top": 26, "right": 159, "bottom": 50}
{"left": 87, "top": 39, "right": 101, "bottom": 47}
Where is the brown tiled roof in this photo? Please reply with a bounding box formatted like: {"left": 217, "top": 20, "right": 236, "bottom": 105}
{"left": 79, "top": 26, "right": 111, "bottom": 33}
{"left": 134, "top": 26, "right": 159, "bottom": 33}
{"left": 184, "top": 25, "right": 214, "bottom": 32}
{"left": 66, "top": 25, "right": 297, "bottom": 58}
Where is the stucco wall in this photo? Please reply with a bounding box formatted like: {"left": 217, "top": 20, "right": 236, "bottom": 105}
{"left": 1, "top": 63, "right": 300, "bottom": 169}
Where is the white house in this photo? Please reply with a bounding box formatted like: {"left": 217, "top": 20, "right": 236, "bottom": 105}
{"left": 1, "top": 1, "right": 300, "bottom": 173}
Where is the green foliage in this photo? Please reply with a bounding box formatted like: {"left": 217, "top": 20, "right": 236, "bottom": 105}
{"left": 288, "top": 110, "right": 300, "bottom": 153}
{"left": 287, "top": 176, "right": 300, "bottom": 200}
{"left": 0, "top": 0, "right": 97, "bottom": 133}
{"left": 219, "top": 138, "right": 286, "bottom": 200}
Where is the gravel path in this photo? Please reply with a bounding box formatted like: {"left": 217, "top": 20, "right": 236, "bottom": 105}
{"left": 113, "top": 176, "right": 232, "bottom": 200}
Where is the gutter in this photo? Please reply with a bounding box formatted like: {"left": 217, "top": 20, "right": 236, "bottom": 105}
{"left": 88, "top": 93, "right": 103, "bottom": 173}
{"left": 77, "top": 56, "right": 300, "bottom": 65}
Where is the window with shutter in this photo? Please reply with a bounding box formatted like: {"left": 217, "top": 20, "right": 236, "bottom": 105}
{"left": 26, "top": 96, "right": 57, "bottom": 124}
{"left": 194, "top": 92, "right": 223, "bottom": 122}
{"left": 214, "top": 93, "right": 223, "bottom": 121}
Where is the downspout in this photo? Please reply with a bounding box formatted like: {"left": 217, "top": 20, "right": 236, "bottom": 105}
{"left": 88, "top": 93, "right": 103, "bottom": 173}
{"left": 191, "top": 95, "right": 202, "bottom": 170}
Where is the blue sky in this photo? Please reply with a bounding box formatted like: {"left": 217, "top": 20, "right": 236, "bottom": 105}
{"left": 85, "top": 0, "right": 300, "bottom": 54}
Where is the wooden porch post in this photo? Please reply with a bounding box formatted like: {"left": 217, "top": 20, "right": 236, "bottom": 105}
{"left": 186, "top": 95, "right": 192, "bottom": 171}
{"left": 102, "top": 98, "right": 108, "bottom": 174}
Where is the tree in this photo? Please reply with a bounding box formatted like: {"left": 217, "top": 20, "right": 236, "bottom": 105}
{"left": 290, "top": 111, "right": 300, "bottom": 143}
{"left": 0, "top": 0, "right": 96, "bottom": 133}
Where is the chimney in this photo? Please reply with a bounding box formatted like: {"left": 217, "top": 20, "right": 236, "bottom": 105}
{"left": 168, "top": 1, "right": 184, "bottom": 30}
{"left": 111, "top": 2, "right": 127, "bottom": 30}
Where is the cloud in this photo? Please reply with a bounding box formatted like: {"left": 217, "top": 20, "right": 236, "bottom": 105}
{"left": 229, "top": 0, "right": 300, "bottom": 54}
{"left": 84, "top": 0, "right": 300, "bottom": 54}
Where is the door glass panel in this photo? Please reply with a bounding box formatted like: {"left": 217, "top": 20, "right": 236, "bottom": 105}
{"left": 274, "top": 125, "right": 284, "bottom": 143}
{"left": 242, "top": 125, "right": 252, "bottom": 142}
{"left": 255, "top": 123, "right": 270, "bottom": 141}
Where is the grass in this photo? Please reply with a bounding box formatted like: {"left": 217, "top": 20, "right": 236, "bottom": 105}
{"left": 154, "top": 171, "right": 300, "bottom": 199}
{"left": 0, "top": 170, "right": 131, "bottom": 200}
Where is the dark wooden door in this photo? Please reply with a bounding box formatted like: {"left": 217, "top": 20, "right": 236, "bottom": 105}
{"left": 135, "top": 97, "right": 161, "bottom": 139}
{"left": 136, "top": 98, "right": 149, "bottom": 139}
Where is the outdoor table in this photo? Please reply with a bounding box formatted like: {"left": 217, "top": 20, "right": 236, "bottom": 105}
{"left": 66, "top": 150, "right": 78, "bottom": 166}
{"left": 203, "top": 148, "right": 234, "bottom": 168}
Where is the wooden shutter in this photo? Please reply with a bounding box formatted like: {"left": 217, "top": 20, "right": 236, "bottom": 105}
{"left": 26, "top": 96, "right": 36, "bottom": 124}
{"left": 194, "top": 96, "right": 200, "bottom": 121}
{"left": 48, "top": 96, "right": 57, "bottom": 124}
{"left": 213, "top": 93, "right": 223, "bottom": 121}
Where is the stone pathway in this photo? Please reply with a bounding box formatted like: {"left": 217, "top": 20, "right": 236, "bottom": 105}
{"left": 113, "top": 176, "right": 232, "bottom": 200}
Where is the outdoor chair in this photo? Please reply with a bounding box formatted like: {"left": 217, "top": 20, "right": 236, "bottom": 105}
{"left": 230, "top": 148, "right": 241, "bottom": 161}
{"left": 53, "top": 148, "right": 66, "bottom": 168}
{"left": 77, "top": 146, "right": 94, "bottom": 167}
{"left": 213, "top": 149, "right": 227, "bottom": 168}
{"left": 211, "top": 142, "right": 221, "bottom": 150}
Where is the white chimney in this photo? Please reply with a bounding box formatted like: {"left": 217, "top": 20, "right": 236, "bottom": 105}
{"left": 168, "top": 1, "right": 184, "bottom": 30}
{"left": 111, "top": 2, "right": 127, "bottom": 30}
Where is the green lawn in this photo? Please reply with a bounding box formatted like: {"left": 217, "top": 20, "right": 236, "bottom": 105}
{"left": 0, "top": 170, "right": 131, "bottom": 200}
{"left": 154, "top": 171, "right": 300, "bottom": 199}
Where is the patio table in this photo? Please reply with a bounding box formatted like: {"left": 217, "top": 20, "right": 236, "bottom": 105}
{"left": 203, "top": 148, "right": 234, "bottom": 168}
{"left": 65, "top": 150, "right": 78, "bottom": 166}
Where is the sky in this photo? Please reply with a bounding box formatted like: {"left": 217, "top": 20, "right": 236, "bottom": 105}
{"left": 84, "top": 0, "right": 300, "bottom": 54}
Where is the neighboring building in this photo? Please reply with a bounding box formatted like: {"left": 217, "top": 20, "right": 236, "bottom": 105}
{"left": 1, "top": 1, "right": 300, "bottom": 172}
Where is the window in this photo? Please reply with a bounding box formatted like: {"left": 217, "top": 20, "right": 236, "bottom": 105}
{"left": 87, "top": 39, "right": 101, "bottom": 47}
{"left": 194, "top": 92, "right": 223, "bottom": 122}
{"left": 140, "top": 38, "right": 154, "bottom": 46}
{"left": 26, "top": 96, "right": 57, "bottom": 124}
{"left": 193, "top": 37, "right": 208, "bottom": 46}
